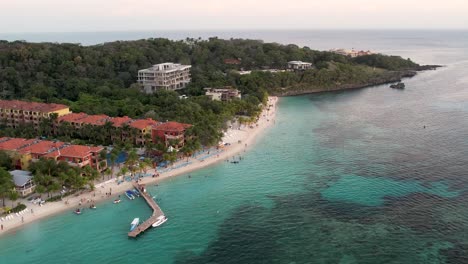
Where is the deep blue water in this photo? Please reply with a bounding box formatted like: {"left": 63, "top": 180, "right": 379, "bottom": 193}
{"left": 1, "top": 31, "right": 468, "bottom": 263}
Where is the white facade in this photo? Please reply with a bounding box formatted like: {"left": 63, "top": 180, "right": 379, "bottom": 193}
{"left": 138, "top": 63, "right": 191, "bottom": 93}
{"left": 287, "top": 61, "right": 312, "bottom": 71}
{"left": 205, "top": 87, "right": 241, "bottom": 102}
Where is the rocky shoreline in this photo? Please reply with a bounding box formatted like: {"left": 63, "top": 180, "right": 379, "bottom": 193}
{"left": 273, "top": 65, "right": 441, "bottom": 97}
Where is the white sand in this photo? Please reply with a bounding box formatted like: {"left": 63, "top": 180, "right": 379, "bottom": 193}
{"left": 0, "top": 96, "right": 278, "bottom": 236}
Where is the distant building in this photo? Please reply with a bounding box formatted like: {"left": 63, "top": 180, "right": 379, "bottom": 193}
{"left": 330, "top": 48, "right": 373, "bottom": 57}
{"left": 10, "top": 170, "right": 35, "bottom": 196}
{"left": 205, "top": 87, "right": 241, "bottom": 102}
{"left": 224, "top": 58, "right": 241, "bottom": 65}
{"left": 137, "top": 63, "right": 191, "bottom": 93}
{"left": 287, "top": 61, "right": 312, "bottom": 71}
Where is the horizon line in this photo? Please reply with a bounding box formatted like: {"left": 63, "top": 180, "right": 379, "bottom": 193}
{"left": 1, "top": 28, "right": 468, "bottom": 35}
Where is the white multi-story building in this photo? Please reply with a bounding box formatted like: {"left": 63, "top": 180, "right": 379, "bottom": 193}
{"left": 138, "top": 63, "right": 191, "bottom": 93}
{"left": 287, "top": 61, "right": 312, "bottom": 71}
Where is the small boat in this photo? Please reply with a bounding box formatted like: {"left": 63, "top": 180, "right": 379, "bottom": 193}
{"left": 125, "top": 190, "right": 135, "bottom": 200}
{"left": 74, "top": 209, "right": 82, "bottom": 215}
{"left": 130, "top": 218, "right": 140, "bottom": 231}
{"left": 113, "top": 199, "right": 121, "bottom": 204}
{"left": 132, "top": 188, "right": 141, "bottom": 197}
{"left": 390, "top": 82, "right": 405, "bottom": 89}
{"left": 152, "top": 215, "right": 168, "bottom": 228}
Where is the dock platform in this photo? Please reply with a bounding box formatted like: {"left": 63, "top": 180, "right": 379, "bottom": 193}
{"left": 128, "top": 182, "right": 164, "bottom": 238}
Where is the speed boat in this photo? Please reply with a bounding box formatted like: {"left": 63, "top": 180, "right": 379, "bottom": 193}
{"left": 113, "top": 199, "right": 121, "bottom": 204}
{"left": 125, "top": 190, "right": 135, "bottom": 200}
{"left": 130, "top": 218, "right": 140, "bottom": 231}
{"left": 132, "top": 188, "right": 141, "bottom": 197}
{"left": 152, "top": 215, "right": 167, "bottom": 227}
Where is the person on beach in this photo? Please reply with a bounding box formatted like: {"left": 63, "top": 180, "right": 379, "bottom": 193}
{"left": 21, "top": 217, "right": 24, "bottom": 223}
{"left": 1, "top": 224, "right": 3, "bottom": 230}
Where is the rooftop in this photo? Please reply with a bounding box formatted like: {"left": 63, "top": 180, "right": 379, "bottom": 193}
{"left": 130, "top": 118, "right": 159, "bottom": 130}
{"left": 10, "top": 170, "right": 33, "bottom": 187}
{"left": 153, "top": 121, "right": 192, "bottom": 132}
{"left": 0, "top": 100, "right": 69, "bottom": 113}
{"left": 45, "top": 145, "right": 104, "bottom": 159}
{"left": 0, "top": 138, "right": 37, "bottom": 151}
{"left": 139, "top": 63, "right": 191, "bottom": 73}
{"left": 78, "top": 114, "right": 110, "bottom": 126}
{"left": 57, "top": 113, "right": 88, "bottom": 123}
{"left": 288, "top": 61, "right": 312, "bottom": 65}
{"left": 110, "top": 116, "right": 133, "bottom": 127}
{"left": 18, "top": 140, "right": 65, "bottom": 155}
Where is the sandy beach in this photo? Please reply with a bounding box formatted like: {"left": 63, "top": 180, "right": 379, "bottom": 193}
{"left": 0, "top": 96, "right": 278, "bottom": 236}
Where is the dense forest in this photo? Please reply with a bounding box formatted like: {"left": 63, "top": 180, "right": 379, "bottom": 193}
{"left": 0, "top": 38, "right": 423, "bottom": 145}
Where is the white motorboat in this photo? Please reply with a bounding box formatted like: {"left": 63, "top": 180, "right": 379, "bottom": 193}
{"left": 152, "top": 215, "right": 167, "bottom": 227}
{"left": 130, "top": 218, "right": 140, "bottom": 231}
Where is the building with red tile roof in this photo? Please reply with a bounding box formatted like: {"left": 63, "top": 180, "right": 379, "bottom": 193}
{"left": 128, "top": 118, "right": 159, "bottom": 145}
{"left": 0, "top": 137, "right": 106, "bottom": 171}
{"left": 77, "top": 114, "right": 110, "bottom": 126}
{"left": 152, "top": 121, "right": 192, "bottom": 149}
{"left": 0, "top": 100, "right": 70, "bottom": 129}
{"left": 110, "top": 116, "right": 133, "bottom": 127}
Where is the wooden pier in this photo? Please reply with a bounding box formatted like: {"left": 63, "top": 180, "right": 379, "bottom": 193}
{"left": 128, "top": 182, "right": 164, "bottom": 238}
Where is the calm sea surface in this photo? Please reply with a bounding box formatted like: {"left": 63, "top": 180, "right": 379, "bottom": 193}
{"left": 1, "top": 31, "right": 468, "bottom": 263}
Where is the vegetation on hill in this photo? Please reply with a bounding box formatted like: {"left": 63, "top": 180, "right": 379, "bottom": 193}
{"left": 0, "top": 38, "right": 424, "bottom": 145}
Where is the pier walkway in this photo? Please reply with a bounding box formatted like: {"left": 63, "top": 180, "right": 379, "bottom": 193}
{"left": 128, "top": 182, "right": 164, "bottom": 238}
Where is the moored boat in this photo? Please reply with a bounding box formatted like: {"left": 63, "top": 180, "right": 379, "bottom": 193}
{"left": 125, "top": 190, "right": 135, "bottom": 200}
{"left": 130, "top": 218, "right": 140, "bottom": 231}
{"left": 132, "top": 188, "right": 141, "bottom": 197}
{"left": 74, "top": 209, "right": 82, "bottom": 215}
{"left": 152, "top": 215, "right": 167, "bottom": 227}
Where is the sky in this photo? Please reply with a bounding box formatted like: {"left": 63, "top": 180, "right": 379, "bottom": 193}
{"left": 0, "top": 0, "right": 467, "bottom": 33}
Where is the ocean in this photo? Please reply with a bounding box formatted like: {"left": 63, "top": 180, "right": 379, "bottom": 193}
{"left": 1, "top": 30, "right": 468, "bottom": 263}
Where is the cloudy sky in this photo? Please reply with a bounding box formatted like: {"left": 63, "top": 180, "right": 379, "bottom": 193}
{"left": 1, "top": 0, "right": 467, "bottom": 32}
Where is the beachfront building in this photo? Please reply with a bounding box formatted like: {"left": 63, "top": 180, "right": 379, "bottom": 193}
{"left": 44, "top": 145, "right": 106, "bottom": 171}
{"left": 0, "top": 137, "right": 106, "bottom": 171}
{"left": 10, "top": 170, "right": 35, "bottom": 196}
{"left": 138, "top": 63, "right": 192, "bottom": 93}
{"left": 205, "top": 87, "right": 241, "bottom": 102}
{"left": 128, "top": 118, "right": 159, "bottom": 146}
{"left": 152, "top": 122, "right": 192, "bottom": 150}
{"left": 0, "top": 100, "right": 70, "bottom": 129}
{"left": 287, "top": 61, "right": 313, "bottom": 71}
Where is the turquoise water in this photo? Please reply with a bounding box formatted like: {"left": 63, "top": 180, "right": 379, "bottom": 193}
{"left": 1, "top": 31, "right": 468, "bottom": 263}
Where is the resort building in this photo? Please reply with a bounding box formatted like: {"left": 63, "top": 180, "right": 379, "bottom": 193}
{"left": 128, "top": 118, "right": 159, "bottom": 146}
{"left": 205, "top": 87, "right": 241, "bottom": 102}
{"left": 152, "top": 122, "right": 192, "bottom": 150}
{"left": 10, "top": 170, "right": 35, "bottom": 196}
{"left": 44, "top": 145, "right": 106, "bottom": 171}
{"left": 0, "top": 100, "right": 70, "bottom": 129}
{"left": 137, "top": 63, "right": 192, "bottom": 93}
{"left": 0, "top": 137, "right": 106, "bottom": 171}
{"left": 287, "top": 61, "right": 313, "bottom": 71}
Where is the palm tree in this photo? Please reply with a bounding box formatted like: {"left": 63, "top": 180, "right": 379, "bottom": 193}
{"left": 8, "top": 190, "right": 18, "bottom": 208}
{"left": 0, "top": 167, "right": 15, "bottom": 206}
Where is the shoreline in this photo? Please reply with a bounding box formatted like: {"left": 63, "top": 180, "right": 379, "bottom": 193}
{"left": 272, "top": 67, "right": 441, "bottom": 97}
{"left": 0, "top": 96, "right": 278, "bottom": 237}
